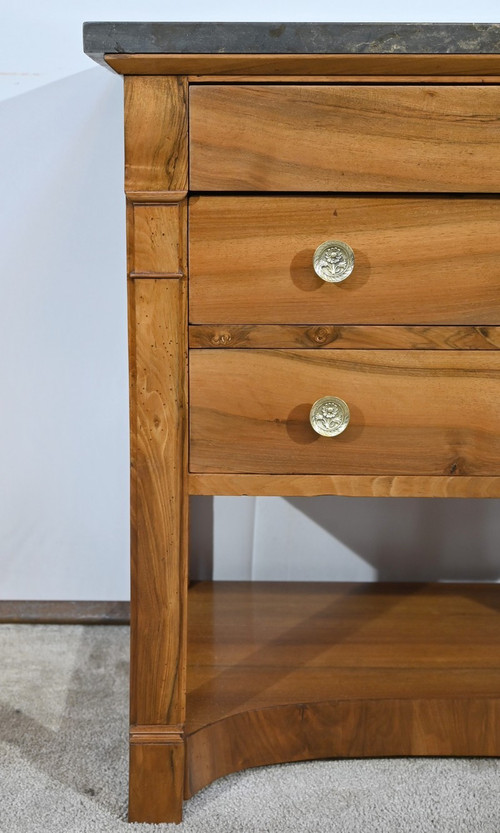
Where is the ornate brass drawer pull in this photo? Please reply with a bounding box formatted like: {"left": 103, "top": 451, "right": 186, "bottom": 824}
{"left": 313, "top": 240, "right": 355, "bottom": 283}
{"left": 309, "top": 396, "right": 350, "bottom": 437}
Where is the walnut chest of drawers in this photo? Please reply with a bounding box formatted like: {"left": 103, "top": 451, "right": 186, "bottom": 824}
{"left": 84, "top": 22, "right": 500, "bottom": 824}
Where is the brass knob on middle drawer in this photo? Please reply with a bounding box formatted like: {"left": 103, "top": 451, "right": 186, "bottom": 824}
{"left": 313, "top": 240, "right": 355, "bottom": 283}
{"left": 310, "top": 396, "right": 350, "bottom": 437}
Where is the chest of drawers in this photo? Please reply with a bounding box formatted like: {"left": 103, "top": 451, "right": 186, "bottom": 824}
{"left": 84, "top": 22, "right": 500, "bottom": 823}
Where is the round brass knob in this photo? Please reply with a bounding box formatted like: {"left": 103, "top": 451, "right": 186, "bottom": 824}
{"left": 309, "top": 396, "right": 350, "bottom": 437}
{"left": 313, "top": 240, "right": 355, "bottom": 283}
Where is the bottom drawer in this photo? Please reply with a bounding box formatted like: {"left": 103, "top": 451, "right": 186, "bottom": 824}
{"left": 189, "top": 350, "right": 500, "bottom": 475}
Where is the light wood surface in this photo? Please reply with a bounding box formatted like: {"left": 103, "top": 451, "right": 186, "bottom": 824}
{"left": 187, "top": 697, "right": 500, "bottom": 796}
{"left": 189, "top": 325, "right": 500, "bottom": 350}
{"left": 189, "top": 196, "right": 500, "bottom": 324}
{"left": 119, "top": 50, "right": 500, "bottom": 824}
{"left": 130, "top": 279, "right": 188, "bottom": 725}
{"left": 125, "top": 76, "right": 188, "bottom": 193}
{"left": 125, "top": 72, "right": 190, "bottom": 824}
{"left": 126, "top": 190, "right": 188, "bottom": 204}
{"left": 106, "top": 52, "right": 500, "bottom": 77}
{"left": 131, "top": 201, "right": 186, "bottom": 277}
{"left": 129, "top": 743, "right": 185, "bottom": 824}
{"left": 187, "top": 75, "right": 500, "bottom": 84}
{"left": 188, "top": 473, "right": 500, "bottom": 497}
{"left": 130, "top": 725, "right": 184, "bottom": 744}
{"left": 128, "top": 278, "right": 188, "bottom": 822}
{"left": 190, "top": 349, "right": 500, "bottom": 475}
{"left": 190, "top": 85, "right": 500, "bottom": 192}
{"left": 185, "top": 582, "right": 500, "bottom": 794}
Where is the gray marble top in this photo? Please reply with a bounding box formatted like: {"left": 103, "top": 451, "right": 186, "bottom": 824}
{"left": 83, "top": 22, "right": 500, "bottom": 67}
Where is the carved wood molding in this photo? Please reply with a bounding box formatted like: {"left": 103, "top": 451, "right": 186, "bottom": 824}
{"left": 130, "top": 725, "right": 185, "bottom": 745}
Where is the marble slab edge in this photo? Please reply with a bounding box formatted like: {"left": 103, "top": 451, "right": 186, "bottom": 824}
{"left": 83, "top": 22, "right": 500, "bottom": 67}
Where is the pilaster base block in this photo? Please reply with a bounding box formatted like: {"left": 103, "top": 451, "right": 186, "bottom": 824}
{"left": 129, "top": 731, "right": 185, "bottom": 824}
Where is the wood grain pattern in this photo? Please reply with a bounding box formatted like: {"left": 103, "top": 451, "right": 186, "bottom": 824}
{"left": 127, "top": 190, "right": 188, "bottom": 204}
{"left": 186, "top": 698, "right": 500, "bottom": 796}
{"left": 128, "top": 278, "right": 188, "bottom": 820}
{"left": 188, "top": 473, "right": 500, "bottom": 497}
{"left": 189, "top": 325, "right": 500, "bottom": 350}
{"left": 190, "top": 85, "right": 500, "bottom": 192}
{"left": 189, "top": 196, "right": 500, "bottom": 324}
{"left": 131, "top": 201, "right": 186, "bottom": 277}
{"left": 187, "top": 76, "right": 500, "bottom": 84}
{"left": 125, "top": 73, "right": 190, "bottom": 823}
{"left": 184, "top": 581, "right": 500, "bottom": 794}
{"left": 106, "top": 53, "right": 500, "bottom": 77}
{"left": 129, "top": 742, "right": 185, "bottom": 823}
{"left": 125, "top": 76, "right": 188, "bottom": 193}
{"left": 120, "top": 50, "right": 500, "bottom": 824}
{"left": 0, "top": 600, "right": 130, "bottom": 624}
{"left": 190, "top": 349, "right": 500, "bottom": 475}
{"left": 130, "top": 725, "right": 184, "bottom": 744}
{"left": 130, "top": 279, "right": 188, "bottom": 727}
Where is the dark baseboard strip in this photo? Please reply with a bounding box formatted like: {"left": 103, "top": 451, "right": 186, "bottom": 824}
{"left": 0, "top": 600, "right": 131, "bottom": 625}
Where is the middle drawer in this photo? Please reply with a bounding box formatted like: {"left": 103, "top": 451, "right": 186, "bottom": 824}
{"left": 189, "top": 196, "right": 500, "bottom": 325}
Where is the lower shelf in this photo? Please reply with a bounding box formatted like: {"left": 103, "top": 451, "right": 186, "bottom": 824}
{"left": 185, "top": 581, "right": 500, "bottom": 797}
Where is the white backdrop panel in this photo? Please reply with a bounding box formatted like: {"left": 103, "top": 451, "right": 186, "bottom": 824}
{"left": 1, "top": 2, "right": 499, "bottom": 599}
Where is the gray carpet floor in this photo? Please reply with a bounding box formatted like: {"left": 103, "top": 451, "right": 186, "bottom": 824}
{"left": 1, "top": 624, "right": 500, "bottom": 832}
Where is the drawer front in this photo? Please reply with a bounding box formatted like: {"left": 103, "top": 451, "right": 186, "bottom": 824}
{"left": 189, "top": 85, "right": 500, "bottom": 192}
{"left": 189, "top": 196, "right": 500, "bottom": 325}
{"left": 190, "top": 350, "right": 500, "bottom": 475}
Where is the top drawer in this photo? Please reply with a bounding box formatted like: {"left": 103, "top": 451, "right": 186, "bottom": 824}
{"left": 189, "top": 85, "right": 500, "bottom": 192}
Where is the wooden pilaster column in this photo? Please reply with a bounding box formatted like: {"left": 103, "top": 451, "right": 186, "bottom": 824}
{"left": 124, "top": 75, "right": 188, "bottom": 824}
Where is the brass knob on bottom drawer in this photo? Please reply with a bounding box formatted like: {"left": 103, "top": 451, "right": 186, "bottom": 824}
{"left": 313, "top": 240, "right": 355, "bottom": 283}
{"left": 310, "top": 396, "right": 350, "bottom": 437}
